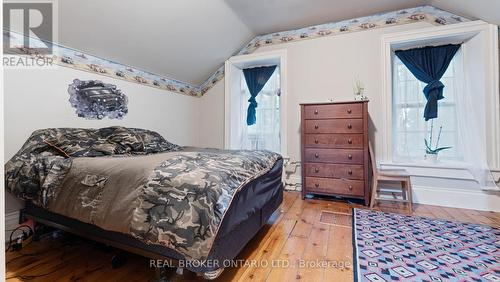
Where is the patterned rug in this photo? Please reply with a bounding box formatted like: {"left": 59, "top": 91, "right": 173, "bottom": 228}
{"left": 353, "top": 208, "right": 500, "bottom": 282}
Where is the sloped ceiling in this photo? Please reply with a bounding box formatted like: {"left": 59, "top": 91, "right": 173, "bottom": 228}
{"left": 58, "top": 0, "right": 254, "bottom": 85}
{"left": 224, "top": 0, "right": 424, "bottom": 35}
{"left": 53, "top": 0, "right": 498, "bottom": 86}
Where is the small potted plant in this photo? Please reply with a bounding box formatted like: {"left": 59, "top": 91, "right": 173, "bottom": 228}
{"left": 424, "top": 120, "right": 451, "bottom": 163}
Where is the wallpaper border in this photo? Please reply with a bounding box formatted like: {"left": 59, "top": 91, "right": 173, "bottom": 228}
{"left": 4, "top": 5, "right": 468, "bottom": 97}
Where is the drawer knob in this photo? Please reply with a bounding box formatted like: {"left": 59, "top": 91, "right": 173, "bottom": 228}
{"left": 315, "top": 153, "right": 319, "bottom": 158}
{"left": 348, "top": 169, "right": 353, "bottom": 175}
{"left": 314, "top": 139, "right": 319, "bottom": 144}
{"left": 348, "top": 185, "right": 353, "bottom": 191}
{"left": 315, "top": 168, "right": 319, "bottom": 173}
{"left": 347, "top": 109, "right": 352, "bottom": 114}
{"left": 314, "top": 109, "right": 319, "bottom": 115}
{"left": 315, "top": 183, "right": 320, "bottom": 188}
{"left": 347, "top": 124, "right": 352, "bottom": 129}
{"left": 348, "top": 154, "right": 353, "bottom": 159}
{"left": 314, "top": 125, "right": 319, "bottom": 129}
{"left": 348, "top": 138, "right": 353, "bottom": 144}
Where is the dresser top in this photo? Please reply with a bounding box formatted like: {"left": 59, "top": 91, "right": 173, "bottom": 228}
{"left": 300, "top": 100, "right": 369, "bottom": 106}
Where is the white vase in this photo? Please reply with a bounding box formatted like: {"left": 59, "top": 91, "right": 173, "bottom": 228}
{"left": 354, "top": 94, "right": 364, "bottom": 101}
{"left": 425, "top": 154, "right": 438, "bottom": 163}
{"left": 354, "top": 88, "right": 366, "bottom": 101}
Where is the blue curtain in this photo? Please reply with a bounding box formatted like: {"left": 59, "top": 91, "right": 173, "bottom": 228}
{"left": 395, "top": 44, "right": 460, "bottom": 121}
{"left": 243, "top": 65, "right": 277, "bottom": 125}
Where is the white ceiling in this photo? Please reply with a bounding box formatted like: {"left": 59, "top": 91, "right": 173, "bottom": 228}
{"left": 52, "top": 0, "right": 499, "bottom": 85}
{"left": 57, "top": 0, "right": 254, "bottom": 85}
{"left": 430, "top": 0, "right": 500, "bottom": 26}
{"left": 224, "top": 0, "right": 424, "bottom": 35}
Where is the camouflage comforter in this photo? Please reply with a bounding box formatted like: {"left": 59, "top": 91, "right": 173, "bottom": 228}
{"left": 5, "top": 127, "right": 281, "bottom": 260}
{"left": 129, "top": 149, "right": 281, "bottom": 259}
{"left": 5, "top": 127, "right": 181, "bottom": 207}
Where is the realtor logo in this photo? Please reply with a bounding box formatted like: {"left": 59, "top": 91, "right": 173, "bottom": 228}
{"left": 3, "top": 1, "right": 56, "bottom": 55}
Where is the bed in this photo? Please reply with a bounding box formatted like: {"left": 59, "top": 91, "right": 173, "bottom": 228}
{"left": 5, "top": 126, "right": 284, "bottom": 279}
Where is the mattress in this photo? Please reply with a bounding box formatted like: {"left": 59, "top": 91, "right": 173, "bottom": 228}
{"left": 24, "top": 158, "right": 284, "bottom": 274}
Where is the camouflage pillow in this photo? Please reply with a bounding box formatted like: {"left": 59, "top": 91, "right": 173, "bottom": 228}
{"left": 18, "top": 127, "right": 179, "bottom": 159}
{"left": 98, "top": 126, "right": 144, "bottom": 154}
{"left": 130, "top": 128, "right": 181, "bottom": 154}
{"left": 43, "top": 137, "right": 118, "bottom": 157}
{"left": 28, "top": 128, "right": 111, "bottom": 158}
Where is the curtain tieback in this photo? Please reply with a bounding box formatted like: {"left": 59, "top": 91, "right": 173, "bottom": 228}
{"left": 248, "top": 97, "right": 258, "bottom": 107}
{"left": 423, "top": 80, "right": 445, "bottom": 97}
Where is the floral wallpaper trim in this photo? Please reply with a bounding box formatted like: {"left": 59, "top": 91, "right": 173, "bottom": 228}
{"left": 3, "top": 5, "right": 468, "bottom": 97}
{"left": 4, "top": 30, "right": 202, "bottom": 97}
{"left": 237, "top": 5, "right": 467, "bottom": 56}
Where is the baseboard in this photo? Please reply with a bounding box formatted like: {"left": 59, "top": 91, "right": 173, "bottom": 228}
{"left": 5, "top": 210, "right": 20, "bottom": 242}
{"left": 412, "top": 185, "right": 500, "bottom": 212}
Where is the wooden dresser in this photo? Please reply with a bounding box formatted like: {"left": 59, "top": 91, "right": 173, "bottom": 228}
{"left": 300, "top": 101, "right": 370, "bottom": 205}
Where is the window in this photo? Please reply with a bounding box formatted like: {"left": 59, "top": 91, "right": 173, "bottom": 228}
{"left": 239, "top": 67, "right": 281, "bottom": 153}
{"left": 225, "top": 50, "right": 286, "bottom": 155}
{"left": 392, "top": 53, "right": 462, "bottom": 162}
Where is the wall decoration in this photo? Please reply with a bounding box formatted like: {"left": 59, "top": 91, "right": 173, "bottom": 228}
{"left": 3, "top": 6, "right": 468, "bottom": 98}
{"left": 68, "top": 79, "right": 128, "bottom": 120}
{"left": 236, "top": 6, "right": 466, "bottom": 56}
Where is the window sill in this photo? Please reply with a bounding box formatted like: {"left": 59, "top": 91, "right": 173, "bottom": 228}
{"left": 379, "top": 161, "right": 474, "bottom": 180}
{"left": 380, "top": 160, "right": 468, "bottom": 170}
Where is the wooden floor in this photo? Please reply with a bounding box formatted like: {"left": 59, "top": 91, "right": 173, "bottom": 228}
{"left": 6, "top": 191, "right": 500, "bottom": 282}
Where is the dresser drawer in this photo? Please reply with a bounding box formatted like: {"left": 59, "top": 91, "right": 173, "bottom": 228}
{"left": 305, "top": 177, "right": 364, "bottom": 196}
{"left": 304, "top": 148, "right": 364, "bottom": 164}
{"left": 304, "top": 163, "right": 364, "bottom": 180}
{"left": 304, "top": 134, "right": 363, "bottom": 149}
{"left": 304, "top": 103, "right": 363, "bottom": 119}
{"left": 304, "top": 119, "right": 363, "bottom": 134}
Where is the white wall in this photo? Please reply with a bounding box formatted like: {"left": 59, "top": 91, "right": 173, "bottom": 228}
{"left": 200, "top": 22, "right": 500, "bottom": 211}
{"left": 4, "top": 66, "right": 201, "bottom": 213}
{"left": 197, "top": 79, "right": 225, "bottom": 149}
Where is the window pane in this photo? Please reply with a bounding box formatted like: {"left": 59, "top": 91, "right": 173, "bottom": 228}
{"left": 240, "top": 68, "right": 281, "bottom": 153}
{"left": 441, "top": 77, "right": 455, "bottom": 102}
{"left": 436, "top": 106, "right": 456, "bottom": 131}
{"left": 392, "top": 55, "right": 461, "bottom": 163}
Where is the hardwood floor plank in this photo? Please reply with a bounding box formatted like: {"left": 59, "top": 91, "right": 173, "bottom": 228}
{"left": 324, "top": 221, "right": 353, "bottom": 282}
{"left": 266, "top": 235, "right": 308, "bottom": 281}
{"left": 438, "top": 206, "right": 475, "bottom": 223}
{"left": 296, "top": 223, "right": 331, "bottom": 282}
{"left": 477, "top": 210, "right": 500, "bottom": 226}
{"left": 236, "top": 218, "right": 297, "bottom": 281}
{"left": 465, "top": 209, "right": 500, "bottom": 227}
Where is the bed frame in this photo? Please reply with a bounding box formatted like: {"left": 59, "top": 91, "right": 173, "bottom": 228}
{"left": 21, "top": 160, "right": 284, "bottom": 280}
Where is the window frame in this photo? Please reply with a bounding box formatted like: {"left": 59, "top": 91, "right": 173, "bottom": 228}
{"left": 379, "top": 21, "right": 499, "bottom": 171}
{"left": 224, "top": 49, "right": 288, "bottom": 156}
